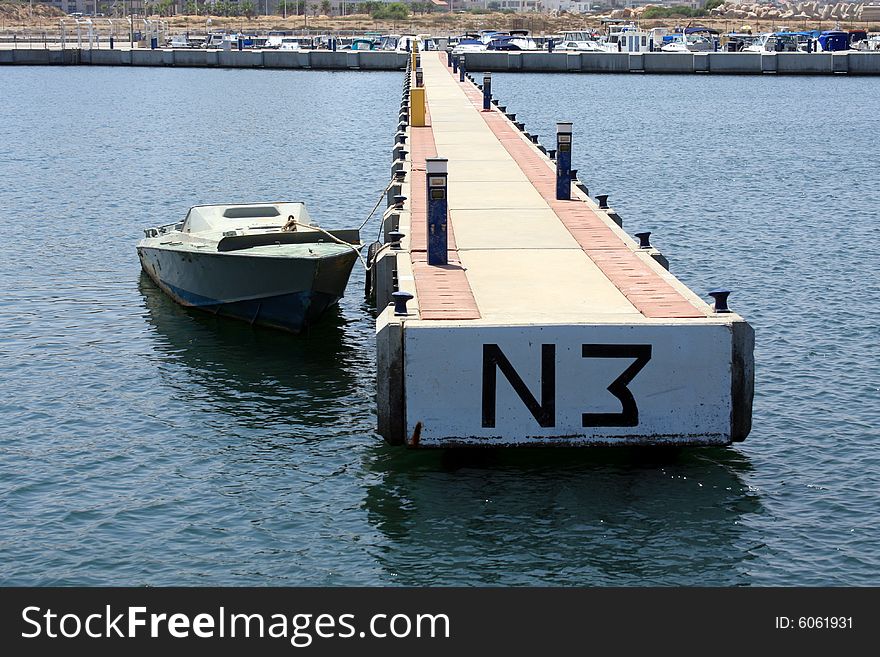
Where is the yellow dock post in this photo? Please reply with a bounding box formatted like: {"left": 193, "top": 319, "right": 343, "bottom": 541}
{"left": 410, "top": 87, "right": 426, "bottom": 127}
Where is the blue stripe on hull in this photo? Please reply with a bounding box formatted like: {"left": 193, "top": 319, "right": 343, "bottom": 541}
{"left": 164, "top": 281, "right": 339, "bottom": 333}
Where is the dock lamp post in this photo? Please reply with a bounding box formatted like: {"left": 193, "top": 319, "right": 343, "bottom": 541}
{"left": 555, "top": 122, "right": 573, "bottom": 201}
{"left": 426, "top": 157, "right": 449, "bottom": 266}
{"left": 482, "top": 72, "right": 492, "bottom": 111}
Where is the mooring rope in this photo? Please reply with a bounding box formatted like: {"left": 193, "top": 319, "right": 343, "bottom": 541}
{"left": 280, "top": 180, "right": 397, "bottom": 272}
{"left": 359, "top": 180, "right": 395, "bottom": 231}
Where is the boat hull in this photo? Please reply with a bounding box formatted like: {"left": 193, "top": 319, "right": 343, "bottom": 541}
{"left": 137, "top": 245, "right": 358, "bottom": 333}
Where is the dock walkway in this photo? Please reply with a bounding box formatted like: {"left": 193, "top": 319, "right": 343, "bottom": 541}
{"left": 376, "top": 51, "right": 754, "bottom": 448}
{"left": 407, "top": 52, "right": 705, "bottom": 324}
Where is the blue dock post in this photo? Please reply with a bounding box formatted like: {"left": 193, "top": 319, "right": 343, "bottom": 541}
{"left": 426, "top": 157, "right": 449, "bottom": 266}
{"left": 110, "top": 35, "right": 114, "bottom": 49}
{"left": 237, "top": 37, "right": 243, "bottom": 51}
{"left": 446, "top": 50, "right": 452, "bottom": 67}
{"left": 459, "top": 55, "right": 466, "bottom": 82}
{"left": 482, "top": 72, "right": 492, "bottom": 111}
{"left": 150, "top": 36, "right": 157, "bottom": 49}
{"left": 416, "top": 67, "right": 423, "bottom": 87}
{"left": 555, "top": 121, "right": 573, "bottom": 201}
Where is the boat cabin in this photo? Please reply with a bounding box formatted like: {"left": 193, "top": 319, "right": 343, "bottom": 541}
{"left": 181, "top": 203, "right": 312, "bottom": 236}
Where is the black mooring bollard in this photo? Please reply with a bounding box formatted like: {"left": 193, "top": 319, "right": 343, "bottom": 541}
{"left": 392, "top": 291, "right": 413, "bottom": 315}
{"left": 387, "top": 231, "right": 405, "bottom": 248}
{"left": 635, "top": 231, "right": 652, "bottom": 248}
{"left": 709, "top": 289, "right": 732, "bottom": 313}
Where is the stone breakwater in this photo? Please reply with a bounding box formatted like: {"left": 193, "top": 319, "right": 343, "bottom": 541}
{"left": 609, "top": 2, "right": 880, "bottom": 22}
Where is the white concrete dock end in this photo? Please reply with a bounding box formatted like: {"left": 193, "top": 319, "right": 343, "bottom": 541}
{"left": 374, "top": 50, "right": 754, "bottom": 448}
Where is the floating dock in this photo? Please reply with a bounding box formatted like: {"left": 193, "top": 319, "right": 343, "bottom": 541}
{"left": 373, "top": 49, "right": 754, "bottom": 448}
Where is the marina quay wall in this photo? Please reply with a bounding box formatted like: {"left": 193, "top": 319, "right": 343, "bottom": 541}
{"left": 459, "top": 50, "right": 880, "bottom": 75}
{"left": 2, "top": 48, "right": 880, "bottom": 74}
{"left": 0, "top": 48, "right": 409, "bottom": 70}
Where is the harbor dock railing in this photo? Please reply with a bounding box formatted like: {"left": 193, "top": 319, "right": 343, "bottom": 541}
{"left": 372, "top": 48, "right": 754, "bottom": 448}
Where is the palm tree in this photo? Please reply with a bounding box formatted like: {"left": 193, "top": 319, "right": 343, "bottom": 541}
{"left": 320, "top": 0, "right": 331, "bottom": 15}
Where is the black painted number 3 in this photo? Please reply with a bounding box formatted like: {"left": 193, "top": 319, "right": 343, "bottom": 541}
{"left": 481, "top": 343, "right": 652, "bottom": 429}
{"left": 580, "top": 344, "right": 652, "bottom": 427}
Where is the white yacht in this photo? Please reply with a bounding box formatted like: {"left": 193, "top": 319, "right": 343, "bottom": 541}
{"left": 661, "top": 33, "right": 714, "bottom": 52}
{"left": 555, "top": 31, "right": 604, "bottom": 52}
{"left": 599, "top": 22, "right": 668, "bottom": 53}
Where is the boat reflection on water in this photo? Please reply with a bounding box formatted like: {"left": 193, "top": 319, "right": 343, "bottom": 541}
{"left": 138, "top": 272, "right": 371, "bottom": 432}
{"left": 363, "top": 446, "right": 762, "bottom": 585}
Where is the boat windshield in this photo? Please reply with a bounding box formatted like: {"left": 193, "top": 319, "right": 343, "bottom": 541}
{"left": 222, "top": 206, "right": 281, "bottom": 219}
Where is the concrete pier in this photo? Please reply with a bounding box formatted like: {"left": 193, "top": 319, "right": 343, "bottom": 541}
{"left": 0, "top": 47, "right": 408, "bottom": 70}
{"left": 3, "top": 47, "right": 878, "bottom": 75}
{"left": 452, "top": 50, "right": 880, "bottom": 76}
{"left": 375, "top": 51, "right": 754, "bottom": 448}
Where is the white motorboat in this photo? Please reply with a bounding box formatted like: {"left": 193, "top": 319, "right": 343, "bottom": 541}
{"left": 451, "top": 30, "right": 512, "bottom": 55}
{"left": 451, "top": 39, "right": 486, "bottom": 56}
{"left": 137, "top": 202, "right": 360, "bottom": 333}
{"left": 743, "top": 32, "right": 804, "bottom": 53}
{"left": 378, "top": 34, "right": 438, "bottom": 53}
{"left": 555, "top": 31, "right": 604, "bottom": 52}
{"left": 485, "top": 30, "right": 539, "bottom": 51}
{"left": 660, "top": 34, "right": 713, "bottom": 52}
{"left": 598, "top": 21, "right": 668, "bottom": 53}
{"left": 278, "top": 38, "right": 302, "bottom": 51}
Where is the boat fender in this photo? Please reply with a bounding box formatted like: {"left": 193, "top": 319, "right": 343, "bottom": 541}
{"left": 282, "top": 215, "right": 298, "bottom": 232}
{"left": 364, "top": 241, "right": 382, "bottom": 301}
